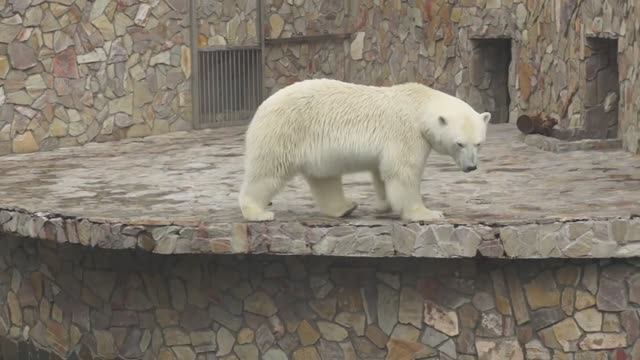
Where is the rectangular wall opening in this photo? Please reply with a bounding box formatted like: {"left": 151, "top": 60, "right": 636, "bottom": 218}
{"left": 469, "top": 38, "right": 512, "bottom": 124}
{"left": 197, "top": 47, "right": 263, "bottom": 128}
{"left": 584, "top": 37, "right": 619, "bottom": 139}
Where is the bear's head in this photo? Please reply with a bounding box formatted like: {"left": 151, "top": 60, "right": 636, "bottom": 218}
{"left": 424, "top": 105, "right": 491, "bottom": 173}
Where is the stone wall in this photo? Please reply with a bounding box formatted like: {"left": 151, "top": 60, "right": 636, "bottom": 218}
{"left": 2, "top": 0, "right": 640, "bottom": 156}
{"left": 0, "top": 0, "right": 193, "bottom": 156}
{"left": 2, "top": 234, "right": 640, "bottom": 359}
{"left": 257, "top": 0, "right": 640, "bottom": 153}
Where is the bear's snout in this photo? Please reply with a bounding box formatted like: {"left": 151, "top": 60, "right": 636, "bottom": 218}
{"left": 463, "top": 165, "right": 477, "bottom": 173}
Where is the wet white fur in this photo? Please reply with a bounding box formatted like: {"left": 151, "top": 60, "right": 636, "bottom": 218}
{"left": 239, "top": 78, "right": 490, "bottom": 222}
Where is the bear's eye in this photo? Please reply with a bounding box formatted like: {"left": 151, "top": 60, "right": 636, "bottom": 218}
{"left": 456, "top": 142, "right": 464, "bottom": 148}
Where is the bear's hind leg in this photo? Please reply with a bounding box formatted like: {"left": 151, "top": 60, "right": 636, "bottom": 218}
{"left": 305, "top": 176, "right": 358, "bottom": 218}
{"left": 383, "top": 170, "right": 444, "bottom": 222}
{"left": 371, "top": 170, "right": 392, "bottom": 213}
{"left": 239, "top": 176, "right": 286, "bottom": 221}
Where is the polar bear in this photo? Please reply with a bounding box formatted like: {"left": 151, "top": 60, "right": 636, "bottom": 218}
{"left": 238, "top": 78, "right": 490, "bottom": 222}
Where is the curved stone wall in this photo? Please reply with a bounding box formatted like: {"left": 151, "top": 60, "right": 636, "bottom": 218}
{"left": 1, "top": 235, "right": 639, "bottom": 359}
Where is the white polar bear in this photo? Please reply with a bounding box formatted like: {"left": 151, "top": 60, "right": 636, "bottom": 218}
{"left": 238, "top": 78, "right": 490, "bottom": 222}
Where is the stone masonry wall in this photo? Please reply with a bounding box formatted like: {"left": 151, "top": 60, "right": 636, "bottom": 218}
{"left": 2, "top": 235, "right": 640, "bottom": 359}
{"left": 252, "top": 0, "right": 640, "bottom": 153}
{"left": 353, "top": 0, "right": 639, "bottom": 153}
{"left": 0, "top": 0, "right": 193, "bottom": 156}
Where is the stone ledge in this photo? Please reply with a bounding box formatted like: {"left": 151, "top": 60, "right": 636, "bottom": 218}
{"left": 523, "top": 134, "right": 623, "bottom": 153}
{"left": 1, "top": 207, "right": 638, "bottom": 259}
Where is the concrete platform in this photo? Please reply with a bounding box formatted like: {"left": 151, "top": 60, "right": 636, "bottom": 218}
{"left": 0, "top": 124, "right": 639, "bottom": 258}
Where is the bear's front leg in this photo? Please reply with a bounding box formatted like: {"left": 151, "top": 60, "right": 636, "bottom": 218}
{"left": 384, "top": 171, "right": 444, "bottom": 222}
{"left": 305, "top": 176, "right": 358, "bottom": 218}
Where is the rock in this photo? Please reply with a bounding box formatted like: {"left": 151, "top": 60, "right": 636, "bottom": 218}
{"left": 234, "top": 344, "right": 258, "bottom": 360}
{"left": 150, "top": 51, "right": 171, "bottom": 66}
{"left": 8, "top": 42, "right": 38, "bottom": 70}
{"left": 134, "top": 4, "right": 152, "bottom": 26}
{"left": 217, "top": 327, "right": 235, "bottom": 357}
{"left": 310, "top": 298, "right": 336, "bottom": 320}
{"left": 0, "top": 56, "right": 10, "bottom": 78}
{"left": 476, "top": 338, "right": 524, "bottom": 360}
{"left": 561, "top": 288, "right": 575, "bottom": 316}
{"left": 597, "top": 279, "right": 627, "bottom": 311}
{"left": 310, "top": 276, "right": 334, "bottom": 299}
{"left": 8, "top": 291, "right": 21, "bottom": 325}
{"left": 524, "top": 271, "right": 561, "bottom": 310}
{"left": 602, "top": 313, "right": 621, "bottom": 332}
{"left": 377, "top": 284, "right": 398, "bottom": 335}
{"left": 551, "top": 318, "right": 583, "bottom": 352}
{"left": 255, "top": 323, "right": 275, "bottom": 353}
{"left": 77, "top": 49, "right": 107, "bottom": 64}
{"left": 293, "top": 346, "right": 321, "bottom": 360}
{"left": 269, "top": 14, "right": 284, "bottom": 38}
{"left": 376, "top": 272, "right": 400, "bottom": 290}
{"left": 0, "top": 24, "right": 20, "bottom": 43}
{"left": 420, "top": 326, "right": 448, "bottom": 348}
{"left": 237, "top": 328, "right": 254, "bottom": 344}
{"left": 621, "top": 309, "right": 640, "bottom": 344}
{"left": 386, "top": 338, "right": 436, "bottom": 360}
{"left": 579, "top": 333, "right": 627, "bottom": 350}
{"left": 164, "top": 328, "right": 190, "bottom": 346}
{"left": 180, "top": 306, "right": 210, "bottom": 330}
{"left": 190, "top": 330, "right": 215, "bottom": 347}
{"left": 574, "top": 308, "right": 602, "bottom": 332}
{"left": 629, "top": 274, "right": 640, "bottom": 304}
{"left": 350, "top": 32, "right": 365, "bottom": 60}
{"left": 439, "top": 338, "right": 457, "bottom": 358}
{"left": 490, "top": 269, "right": 512, "bottom": 316}
{"left": 582, "top": 264, "right": 598, "bottom": 295}
{"left": 524, "top": 339, "right": 551, "bottom": 360}
{"left": 575, "top": 290, "right": 596, "bottom": 310}
{"left": 472, "top": 292, "right": 496, "bottom": 312}
{"left": 365, "top": 325, "right": 388, "bottom": 348}
{"left": 94, "top": 330, "right": 117, "bottom": 358}
{"left": 555, "top": 266, "right": 581, "bottom": 286}
{"left": 424, "top": 300, "right": 459, "bottom": 336}
{"left": 245, "top": 292, "right": 277, "bottom": 317}
{"left": 317, "top": 339, "right": 343, "bottom": 359}
{"left": 172, "top": 347, "right": 195, "bottom": 360}
{"left": 317, "top": 321, "right": 348, "bottom": 342}
{"left": 335, "top": 312, "right": 365, "bottom": 336}
{"left": 399, "top": 287, "right": 422, "bottom": 328}
{"left": 530, "top": 308, "right": 564, "bottom": 331}
{"left": 263, "top": 348, "right": 288, "bottom": 360}
{"left": 505, "top": 267, "right": 529, "bottom": 325}
{"left": 297, "top": 320, "right": 320, "bottom": 346}
{"left": 52, "top": 48, "right": 79, "bottom": 79}
{"left": 477, "top": 310, "right": 504, "bottom": 337}
{"left": 12, "top": 131, "right": 39, "bottom": 153}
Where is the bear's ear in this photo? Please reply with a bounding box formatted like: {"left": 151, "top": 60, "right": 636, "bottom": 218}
{"left": 480, "top": 112, "right": 492, "bottom": 124}
{"left": 439, "top": 116, "right": 447, "bottom": 126}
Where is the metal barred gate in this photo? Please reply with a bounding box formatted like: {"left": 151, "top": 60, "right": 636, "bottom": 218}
{"left": 195, "top": 47, "right": 264, "bottom": 128}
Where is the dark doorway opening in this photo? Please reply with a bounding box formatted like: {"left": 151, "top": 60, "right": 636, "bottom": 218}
{"left": 584, "top": 37, "right": 619, "bottom": 139}
{"left": 470, "top": 39, "right": 512, "bottom": 124}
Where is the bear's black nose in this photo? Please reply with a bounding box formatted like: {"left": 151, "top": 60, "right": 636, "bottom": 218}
{"left": 463, "top": 166, "right": 477, "bottom": 173}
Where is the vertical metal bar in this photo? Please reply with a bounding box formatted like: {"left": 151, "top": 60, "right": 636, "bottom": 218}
{"left": 204, "top": 52, "right": 209, "bottom": 125}
{"left": 258, "top": 0, "right": 265, "bottom": 102}
{"left": 252, "top": 49, "right": 256, "bottom": 112}
{"left": 223, "top": 51, "right": 228, "bottom": 124}
{"left": 190, "top": 0, "right": 200, "bottom": 129}
{"left": 208, "top": 51, "right": 212, "bottom": 125}
{"left": 232, "top": 49, "right": 237, "bottom": 124}
{"left": 213, "top": 51, "right": 217, "bottom": 125}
